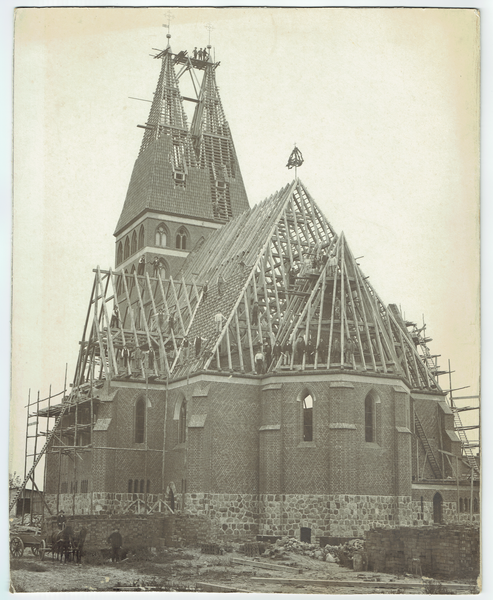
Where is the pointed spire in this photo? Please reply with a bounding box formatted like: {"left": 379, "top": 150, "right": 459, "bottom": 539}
{"left": 189, "top": 57, "right": 249, "bottom": 220}
{"left": 138, "top": 45, "right": 195, "bottom": 167}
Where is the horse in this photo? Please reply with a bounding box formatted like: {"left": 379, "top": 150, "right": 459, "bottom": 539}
{"left": 72, "top": 527, "right": 88, "bottom": 564}
{"left": 48, "top": 525, "right": 74, "bottom": 563}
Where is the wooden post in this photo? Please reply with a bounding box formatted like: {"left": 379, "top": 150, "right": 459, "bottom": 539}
{"left": 470, "top": 466, "right": 474, "bottom": 522}
{"left": 56, "top": 448, "right": 62, "bottom": 514}
{"left": 234, "top": 312, "right": 245, "bottom": 373}
{"left": 456, "top": 456, "right": 460, "bottom": 523}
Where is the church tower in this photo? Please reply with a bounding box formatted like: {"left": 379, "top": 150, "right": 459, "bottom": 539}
{"left": 114, "top": 36, "right": 249, "bottom": 281}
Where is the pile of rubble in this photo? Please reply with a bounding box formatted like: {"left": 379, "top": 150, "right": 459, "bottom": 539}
{"left": 336, "top": 539, "right": 366, "bottom": 568}
{"left": 259, "top": 537, "right": 338, "bottom": 562}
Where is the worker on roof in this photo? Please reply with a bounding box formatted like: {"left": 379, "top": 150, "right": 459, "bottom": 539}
{"left": 217, "top": 273, "right": 225, "bottom": 296}
{"left": 295, "top": 334, "right": 305, "bottom": 364}
{"left": 251, "top": 301, "right": 259, "bottom": 325}
{"left": 332, "top": 336, "right": 341, "bottom": 362}
{"left": 214, "top": 311, "right": 225, "bottom": 332}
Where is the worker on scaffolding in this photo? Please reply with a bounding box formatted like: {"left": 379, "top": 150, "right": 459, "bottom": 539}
{"left": 110, "top": 305, "right": 120, "bottom": 329}
{"left": 332, "top": 336, "right": 341, "bottom": 362}
{"left": 137, "top": 255, "right": 146, "bottom": 276}
{"left": 152, "top": 256, "right": 160, "bottom": 278}
{"left": 168, "top": 311, "right": 175, "bottom": 335}
{"left": 255, "top": 348, "right": 265, "bottom": 375}
{"left": 295, "top": 334, "right": 305, "bottom": 364}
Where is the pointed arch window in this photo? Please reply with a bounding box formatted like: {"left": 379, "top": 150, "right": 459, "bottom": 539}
{"left": 176, "top": 227, "right": 188, "bottom": 250}
{"left": 131, "top": 231, "right": 137, "bottom": 255}
{"left": 302, "top": 393, "right": 313, "bottom": 442}
{"left": 179, "top": 401, "right": 187, "bottom": 443}
{"left": 365, "top": 394, "right": 375, "bottom": 442}
{"left": 155, "top": 224, "right": 168, "bottom": 248}
{"left": 138, "top": 225, "right": 145, "bottom": 250}
{"left": 135, "top": 397, "right": 145, "bottom": 444}
{"left": 124, "top": 237, "right": 130, "bottom": 260}
{"left": 117, "top": 242, "right": 123, "bottom": 266}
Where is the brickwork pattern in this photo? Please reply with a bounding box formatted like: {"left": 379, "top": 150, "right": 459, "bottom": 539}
{"left": 365, "top": 525, "right": 480, "bottom": 580}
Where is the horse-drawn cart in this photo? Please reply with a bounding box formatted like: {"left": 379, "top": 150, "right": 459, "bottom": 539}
{"left": 10, "top": 531, "right": 46, "bottom": 559}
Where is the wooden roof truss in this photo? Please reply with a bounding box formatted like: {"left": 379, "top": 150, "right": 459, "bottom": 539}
{"left": 73, "top": 179, "right": 441, "bottom": 392}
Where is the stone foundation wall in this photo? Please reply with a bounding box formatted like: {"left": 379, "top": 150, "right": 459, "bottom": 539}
{"left": 182, "top": 492, "right": 423, "bottom": 540}
{"left": 365, "top": 525, "right": 480, "bottom": 580}
{"left": 184, "top": 493, "right": 259, "bottom": 540}
{"left": 258, "top": 494, "right": 417, "bottom": 539}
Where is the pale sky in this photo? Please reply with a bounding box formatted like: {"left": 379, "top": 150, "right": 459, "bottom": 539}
{"left": 10, "top": 7, "right": 481, "bottom": 480}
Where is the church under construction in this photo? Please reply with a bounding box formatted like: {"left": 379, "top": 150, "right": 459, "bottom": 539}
{"left": 12, "top": 31, "right": 479, "bottom": 543}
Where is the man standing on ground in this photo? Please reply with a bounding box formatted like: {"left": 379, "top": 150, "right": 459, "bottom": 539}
{"left": 107, "top": 527, "right": 123, "bottom": 563}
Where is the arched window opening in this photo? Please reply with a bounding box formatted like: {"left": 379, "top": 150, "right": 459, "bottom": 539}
{"left": 131, "top": 231, "right": 137, "bottom": 255}
{"left": 176, "top": 227, "right": 188, "bottom": 250}
{"left": 433, "top": 492, "right": 443, "bottom": 524}
{"left": 134, "top": 479, "right": 138, "bottom": 494}
{"left": 473, "top": 497, "right": 479, "bottom": 513}
{"left": 117, "top": 242, "right": 123, "bottom": 265}
{"left": 420, "top": 496, "right": 424, "bottom": 513}
{"left": 302, "top": 393, "right": 313, "bottom": 442}
{"left": 168, "top": 489, "right": 175, "bottom": 511}
{"left": 135, "top": 397, "right": 145, "bottom": 443}
{"left": 147, "top": 480, "right": 150, "bottom": 494}
{"left": 124, "top": 237, "right": 130, "bottom": 260}
{"left": 140, "top": 479, "right": 145, "bottom": 494}
{"left": 138, "top": 225, "right": 145, "bottom": 249}
{"left": 159, "top": 258, "right": 168, "bottom": 281}
{"left": 155, "top": 224, "right": 167, "bottom": 248}
{"left": 128, "top": 479, "right": 133, "bottom": 493}
{"left": 459, "top": 497, "right": 464, "bottom": 513}
{"left": 179, "top": 401, "right": 187, "bottom": 443}
{"left": 365, "top": 394, "right": 375, "bottom": 442}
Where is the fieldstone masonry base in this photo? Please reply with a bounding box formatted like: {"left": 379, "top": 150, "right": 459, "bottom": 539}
{"left": 45, "top": 490, "right": 475, "bottom": 543}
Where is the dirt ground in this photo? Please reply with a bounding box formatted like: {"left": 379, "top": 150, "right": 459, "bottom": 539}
{"left": 9, "top": 547, "right": 479, "bottom": 594}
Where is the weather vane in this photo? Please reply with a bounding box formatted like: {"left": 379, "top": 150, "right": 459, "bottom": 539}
{"left": 286, "top": 144, "right": 304, "bottom": 178}
{"left": 205, "top": 23, "right": 215, "bottom": 47}
{"left": 162, "top": 10, "right": 174, "bottom": 41}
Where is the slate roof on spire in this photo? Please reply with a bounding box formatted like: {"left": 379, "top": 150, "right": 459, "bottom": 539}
{"left": 115, "top": 45, "right": 249, "bottom": 236}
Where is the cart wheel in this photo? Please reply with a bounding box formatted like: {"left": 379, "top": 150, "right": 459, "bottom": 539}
{"left": 10, "top": 536, "right": 24, "bottom": 558}
{"left": 39, "top": 539, "right": 46, "bottom": 561}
